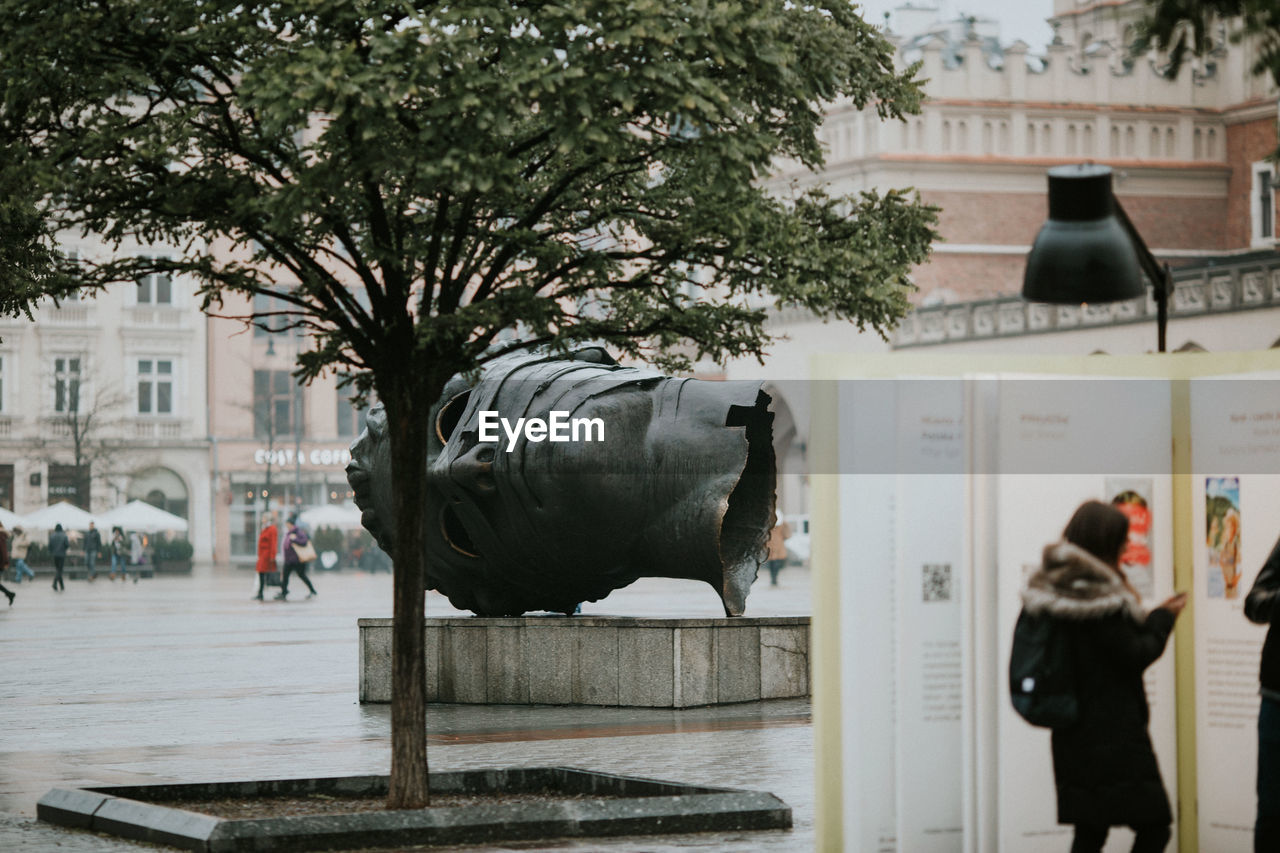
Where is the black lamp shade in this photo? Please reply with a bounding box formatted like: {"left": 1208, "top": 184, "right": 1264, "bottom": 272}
{"left": 1022, "top": 164, "right": 1146, "bottom": 305}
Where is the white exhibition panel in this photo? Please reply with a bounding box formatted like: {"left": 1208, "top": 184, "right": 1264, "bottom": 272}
{"left": 838, "top": 379, "right": 901, "bottom": 852}
{"left": 1189, "top": 373, "right": 1280, "bottom": 852}
{"left": 894, "top": 381, "right": 966, "bottom": 852}
{"left": 837, "top": 378, "right": 968, "bottom": 852}
{"left": 990, "top": 377, "right": 1178, "bottom": 853}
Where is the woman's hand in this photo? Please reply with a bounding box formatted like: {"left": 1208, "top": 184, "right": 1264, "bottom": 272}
{"left": 1158, "top": 592, "right": 1189, "bottom": 617}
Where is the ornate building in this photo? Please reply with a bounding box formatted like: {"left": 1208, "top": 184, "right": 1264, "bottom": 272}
{"left": 0, "top": 236, "right": 213, "bottom": 558}
{"left": 732, "top": 0, "right": 1280, "bottom": 518}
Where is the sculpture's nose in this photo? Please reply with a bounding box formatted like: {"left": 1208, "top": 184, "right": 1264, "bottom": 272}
{"left": 438, "top": 440, "right": 497, "bottom": 497}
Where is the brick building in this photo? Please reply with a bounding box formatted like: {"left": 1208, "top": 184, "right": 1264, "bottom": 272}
{"left": 733, "top": 0, "right": 1280, "bottom": 518}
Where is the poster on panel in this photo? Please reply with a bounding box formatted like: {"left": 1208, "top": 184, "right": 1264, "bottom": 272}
{"left": 1189, "top": 374, "right": 1280, "bottom": 852}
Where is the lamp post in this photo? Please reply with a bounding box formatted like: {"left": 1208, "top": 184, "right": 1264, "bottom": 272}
{"left": 1022, "top": 164, "right": 1173, "bottom": 352}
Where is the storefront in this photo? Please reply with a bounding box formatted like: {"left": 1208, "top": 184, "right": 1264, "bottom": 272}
{"left": 215, "top": 440, "right": 358, "bottom": 564}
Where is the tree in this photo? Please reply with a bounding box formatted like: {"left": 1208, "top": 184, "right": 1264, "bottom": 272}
{"left": 0, "top": 0, "right": 937, "bottom": 808}
{"left": 34, "top": 381, "right": 133, "bottom": 512}
{"left": 1141, "top": 1, "right": 1280, "bottom": 116}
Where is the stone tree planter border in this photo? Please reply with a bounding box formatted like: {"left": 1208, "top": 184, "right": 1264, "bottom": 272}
{"left": 38, "top": 767, "right": 792, "bottom": 852}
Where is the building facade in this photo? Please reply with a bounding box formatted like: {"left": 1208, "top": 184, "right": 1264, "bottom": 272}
{"left": 0, "top": 236, "right": 213, "bottom": 558}
{"left": 733, "top": 0, "right": 1280, "bottom": 519}
{"left": 205, "top": 283, "right": 366, "bottom": 565}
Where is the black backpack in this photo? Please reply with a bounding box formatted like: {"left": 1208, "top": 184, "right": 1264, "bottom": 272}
{"left": 1008, "top": 608, "right": 1079, "bottom": 728}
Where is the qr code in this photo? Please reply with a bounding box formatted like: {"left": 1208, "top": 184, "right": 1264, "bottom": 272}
{"left": 922, "top": 563, "right": 952, "bottom": 603}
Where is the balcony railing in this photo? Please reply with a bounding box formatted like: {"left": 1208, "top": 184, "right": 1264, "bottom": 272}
{"left": 130, "top": 419, "right": 186, "bottom": 440}
{"left": 893, "top": 254, "right": 1280, "bottom": 348}
{"left": 125, "top": 306, "right": 187, "bottom": 327}
{"left": 41, "top": 305, "right": 90, "bottom": 326}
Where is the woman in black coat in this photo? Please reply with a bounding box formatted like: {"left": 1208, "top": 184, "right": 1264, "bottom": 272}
{"left": 1022, "top": 500, "right": 1187, "bottom": 853}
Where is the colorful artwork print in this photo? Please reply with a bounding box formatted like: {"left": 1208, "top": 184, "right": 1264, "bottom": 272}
{"left": 1107, "top": 478, "right": 1154, "bottom": 601}
{"left": 1206, "top": 477, "right": 1242, "bottom": 599}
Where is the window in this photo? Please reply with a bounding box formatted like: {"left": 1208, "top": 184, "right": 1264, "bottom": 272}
{"left": 137, "top": 359, "right": 174, "bottom": 415}
{"left": 337, "top": 395, "right": 370, "bottom": 438}
{"left": 54, "top": 357, "right": 81, "bottom": 413}
{"left": 48, "top": 463, "right": 89, "bottom": 509}
{"left": 136, "top": 270, "right": 173, "bottom": 305}
{"left": 253, "top": 289, "right": 294, "bottom": 337}
{"left": 1253, "top": 163, "right": 1277, "bottom": 247}
{"left": 254, "top": 370, "right": 303, "bottom": 437}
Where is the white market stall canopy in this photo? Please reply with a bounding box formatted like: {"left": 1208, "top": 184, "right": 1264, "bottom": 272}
{"left": 298, "top": 503, "right": 364, "bottom": 530}
{"left": 0, "top": 507, "right": 23, "bottom": 529}
{"left": 20, "top": 501, "right": 107, "bottom": 531}
{"left": 98, "top": 500, "right": 189, "bottom": 533}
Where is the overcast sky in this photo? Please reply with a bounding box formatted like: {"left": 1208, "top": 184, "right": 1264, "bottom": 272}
{"left": 855, "top": 0, "right": 1057, "bottom": 50}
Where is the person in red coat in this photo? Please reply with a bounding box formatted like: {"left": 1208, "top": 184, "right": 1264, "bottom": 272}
{"left": 253, "top": 511, "right": 278, "bottom": 601}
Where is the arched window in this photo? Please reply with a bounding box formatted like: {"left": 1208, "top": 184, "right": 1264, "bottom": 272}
{"left": 127, "top": 467, "right": 190, "bottom": 523}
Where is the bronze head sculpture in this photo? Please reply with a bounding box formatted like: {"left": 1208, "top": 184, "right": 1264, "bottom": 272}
{"left": 346, "top": 347, "right": 776, "bottom": 616}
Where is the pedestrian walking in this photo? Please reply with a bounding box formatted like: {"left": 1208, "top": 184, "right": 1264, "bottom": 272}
{"left": 129, "top": 530, "right": 143, "bottom": 572}
{"left": 1022, "top": 500, "right": 1185, "bottom": 853}
{"left": 10, "top": 526, "right": 34, "bottom": 583}
{"left": 83, "top": 520, "right": 102, "bottom": 581}
{"left": 277, "top": 514, "right": 317, "bottom": 600}
{"left": 1245, "top": 530, "right": 1280, "bottom": 852}
{"left": 109, "top": 526, "right": 129, "bottom": 581}
{"left": 0, "top": 522, "right": 15, "bottom": 606}
{"left": 254, "top": 512, "right": 278, "bottom": 601}
{"left": 765, "top": 511, "right": 791, "bottom": 586}
{"left": 48, "top": 523, "right": 70, "bottom": 591}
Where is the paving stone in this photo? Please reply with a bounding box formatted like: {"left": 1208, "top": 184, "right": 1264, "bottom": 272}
{"left": 0, "top": 566, "right": 814, "bottom": 852}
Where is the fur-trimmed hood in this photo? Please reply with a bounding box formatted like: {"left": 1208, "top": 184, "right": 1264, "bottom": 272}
{"left": 1022, "top": 541, "right": 1146, "bottom": 622}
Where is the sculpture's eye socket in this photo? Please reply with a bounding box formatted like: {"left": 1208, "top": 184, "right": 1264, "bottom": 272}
{"left": 435, "top": 390, "right": 472, "bottom": 445}
{"left": 440, "top": 504, "right": 479, "bottom": 558}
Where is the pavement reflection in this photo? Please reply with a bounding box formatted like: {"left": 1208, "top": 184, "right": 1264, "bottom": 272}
{"left": 0, "top": 563, "right": 813, "bottom": 851}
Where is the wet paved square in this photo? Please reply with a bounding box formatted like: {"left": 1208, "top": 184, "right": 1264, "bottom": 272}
{"left": 0, "top": 565, "right": 812, "bottom": 851}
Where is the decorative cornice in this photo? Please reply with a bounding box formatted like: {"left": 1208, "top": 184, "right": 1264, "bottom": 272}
{"left": 891, "top": 253, "right": 1280, "bottom": 348}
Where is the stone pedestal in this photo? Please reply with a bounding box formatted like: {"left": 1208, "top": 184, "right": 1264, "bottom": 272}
{"left": 358, "top": 616, "right": 809, "bottom": 708}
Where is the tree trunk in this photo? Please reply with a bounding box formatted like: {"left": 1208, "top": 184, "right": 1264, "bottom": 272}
{"left": 383, "top": 380, "right": 432, "bottom": 809}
